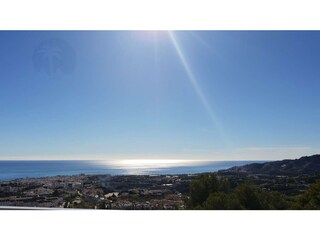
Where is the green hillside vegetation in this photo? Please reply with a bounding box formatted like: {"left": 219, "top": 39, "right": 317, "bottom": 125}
{"left": 187, "top": 173, "right": 320, "bottom": 210}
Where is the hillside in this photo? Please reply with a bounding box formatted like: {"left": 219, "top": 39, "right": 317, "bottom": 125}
{"left": 220, "top": 154, "right": 320, "bottom": 175}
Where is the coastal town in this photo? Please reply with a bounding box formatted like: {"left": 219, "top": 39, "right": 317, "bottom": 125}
{"left": 0, "top": 174, "right": 197, "bottom": 209}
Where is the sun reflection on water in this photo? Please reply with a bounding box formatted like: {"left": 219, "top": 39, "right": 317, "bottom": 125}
{"left": 92, "top": 159, "right": 209, "bottom": 175}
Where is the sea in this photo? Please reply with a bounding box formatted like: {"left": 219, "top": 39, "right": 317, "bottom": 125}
{"left": 0, "top": 160, "right": 267, "bottom": 181}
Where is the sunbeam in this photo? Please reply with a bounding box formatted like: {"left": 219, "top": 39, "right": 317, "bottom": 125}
{"left": 168, "top": 31, "right": 231, "bottom": 147}
{"left": 189, "top": 31, "right": 216, "bottom": 53}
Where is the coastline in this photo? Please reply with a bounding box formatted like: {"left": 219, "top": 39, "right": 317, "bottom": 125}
{"left": 1, "top": 155, "right": 319, "bottom": 210}
{"left": 0, "top": 160, "right": 267, "bottom": 181}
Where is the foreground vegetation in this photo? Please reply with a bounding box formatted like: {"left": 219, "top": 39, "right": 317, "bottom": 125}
{"left": 187, "top": 173, "right": 320, "bottom": 210}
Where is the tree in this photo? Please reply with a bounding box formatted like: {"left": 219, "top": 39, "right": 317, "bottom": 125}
{"left": 235, "top": 183, "right": 266, "bottom": 210}
{"left": 203, "top": 192, "right": 242, "bottom": 210}
{"left": 299, "top": 180, "right": 320, "bottom": 209}
{"left": 235, "top": 183, "right": 289, "bottom": 210}
{"left": 189, "top": 173, "right": 230, "bottom": 208}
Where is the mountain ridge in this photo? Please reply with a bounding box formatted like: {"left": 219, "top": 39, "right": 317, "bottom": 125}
{"left": 219, "top": 154, "right": 320, "bottom": 175}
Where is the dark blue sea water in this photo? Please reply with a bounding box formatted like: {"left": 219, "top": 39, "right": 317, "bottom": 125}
{"left": 0, "top": 160, "right": 266, "bottom": 181}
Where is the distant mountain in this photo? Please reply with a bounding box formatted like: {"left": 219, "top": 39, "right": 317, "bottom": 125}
{"left": 220, "top": 155, "right": 320, "bottom": 175}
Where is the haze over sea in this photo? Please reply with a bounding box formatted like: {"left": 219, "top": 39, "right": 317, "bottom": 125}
{"left": 0, "top": 160, "right": 267, "bottom": 181}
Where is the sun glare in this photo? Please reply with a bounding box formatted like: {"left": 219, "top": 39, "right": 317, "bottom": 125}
{"left": 97, "top": 159, "right": 207, "bottom": 170}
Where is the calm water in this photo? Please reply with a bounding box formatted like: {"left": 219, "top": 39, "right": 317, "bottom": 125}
{"left": 0, "top": 160, "right": 266, "bottom": 181}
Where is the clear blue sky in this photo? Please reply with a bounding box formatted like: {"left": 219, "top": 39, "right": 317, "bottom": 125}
{"left": 1, "top": 31, "right": 320, "bottom": 160}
